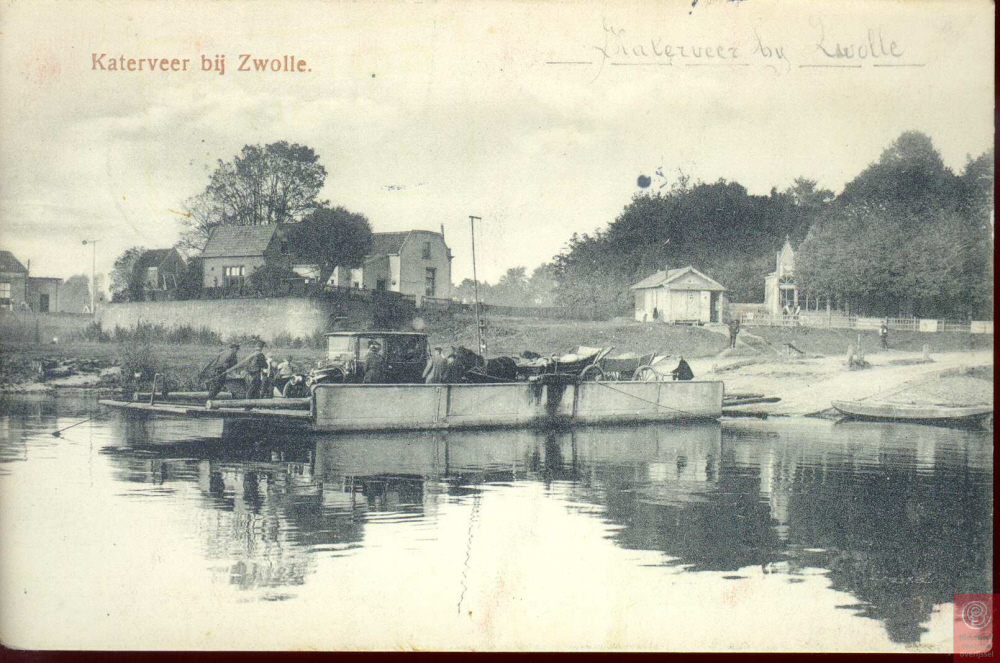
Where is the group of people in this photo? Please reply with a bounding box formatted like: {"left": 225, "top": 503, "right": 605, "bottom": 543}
{"left": 359, "top": 340, "right": 452, "bottom": 384}
{"left": 204, "top": 341, "right": 300, "bottom": 399}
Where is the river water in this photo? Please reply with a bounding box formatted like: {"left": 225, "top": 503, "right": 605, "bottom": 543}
{"left": 0, "top": 394, "right": 992, "bottom": 651}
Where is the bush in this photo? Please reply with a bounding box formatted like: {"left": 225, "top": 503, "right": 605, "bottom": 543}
{"left": 116, "top": 328, "right": 158, "bottom": 391}
{"left": 76, "top": 321, "right": 111, "bottom": 342}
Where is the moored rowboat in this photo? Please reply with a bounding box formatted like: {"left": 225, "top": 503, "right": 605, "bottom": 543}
{"left": 832, "top": 400, "right": 993, "bottom": 429}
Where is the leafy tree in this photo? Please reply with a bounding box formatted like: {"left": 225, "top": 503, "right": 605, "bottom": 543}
{"left": 289, "top": 206, "right": 374, "bottom": 286}
{"left": 175, "top": 258, "right": 203, "bottom": 300}
{"left": 109, "top": 247, "right": 147, "bottom": 302}
{"left": 528, "top": 263, "right": 559, "bottom": 306}
{"left": 495, "top": 267, "right": 530, "bottom": 305}
{"left": 177, "top": 141, "right": 328, "bottom": 252}
{"left": 248, "top": 263, "right": 301, "bottom": 297}
{"left": 797, "top": 132, "right": 992, "bottom": 318}
{"left": 59, "top": 274, "right": 91, "bottom": 313}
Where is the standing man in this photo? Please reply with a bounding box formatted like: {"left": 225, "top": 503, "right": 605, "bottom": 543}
{"left": 363, "top": 340, "right": 386, "bottom": 384}
{"left": 423, "top": 347, "right": 447, "bottom": 384}
{"left": 727, "top": 317, "right": 741, "bottom": 349}
{"left": 206, "top": 342, "right": 240, "bottom": 400}
{"left": 879, "top": 322, "right": 889, "bottom": 350}
{"left": 245, "top": 340, "right": 269, "bottom": 398}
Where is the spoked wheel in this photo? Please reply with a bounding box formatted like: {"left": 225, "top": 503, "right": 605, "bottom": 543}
{"left": 580, "top": 364, "right": 605, "bottom": 381}
{"left": 634, "top": 365, "right": 661, "bottom": 382}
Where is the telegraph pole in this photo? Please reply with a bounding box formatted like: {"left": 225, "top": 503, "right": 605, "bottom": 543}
{"left": 469, "top": 215, "right": 486, "bottom": 356}
{"left": 82, "top": 239, "right": 98, "bottom": 316}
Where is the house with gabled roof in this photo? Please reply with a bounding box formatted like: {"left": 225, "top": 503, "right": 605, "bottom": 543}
{"left": 136, "top": 248, "right": 187, "bottom": 292}
{"left": 630, "top": 265, "right": 726, "bottom": 324}
{"left": 199, "top": 225, "right": 292, "bottom": 289}
{"left": 0, "top": 250, "right": 62, "bottom": 312}
{"left": 331, "top": 229, "right": 453, "bottom": 299}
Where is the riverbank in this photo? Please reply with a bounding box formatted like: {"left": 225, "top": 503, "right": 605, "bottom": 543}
{"left": 683, "top": 349, "right": 993, "bottom": 417}
{"left": 1, "top": 319, "right": 993, "bottom": 416}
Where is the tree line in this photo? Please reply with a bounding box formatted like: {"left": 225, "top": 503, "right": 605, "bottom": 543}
{"left": 547, "top": 131, "right": 993, "bottom": 320}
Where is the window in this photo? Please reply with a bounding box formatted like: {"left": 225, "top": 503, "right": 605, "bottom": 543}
{"left": 422, "top": 241, "right": 431, "bottom": 259}
{"left": 146, "top": 267, "right": 158, "bottom": 288}
{"left": 0, "top": 282, "right": 10, "bottom": 310}
{"left": 223, "top": 266, "right": 246, "bottom": 288}
{"left": 425, "top": 268, "right": 436, "bottom": 297}
{"left": 376, "top": 279, "right": 386, "bottom": 291}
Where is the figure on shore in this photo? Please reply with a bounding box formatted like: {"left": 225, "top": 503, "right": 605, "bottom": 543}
{"left": 423, "top": 347, "right": 447, "bottom": 384}
{"left": 727, "top": 317, "right": 740, "bottom": 349}
{"left": 671, "top": 356, "right": 694, "bottom": 381}
{"left": 363, "top": 340, "right": 386, "bottom": 383}
{"left": 206, "top": 342, "right": 239, "bottom": 399}
{"left": 879, "top": 322, "right": 889, "bottom": 350}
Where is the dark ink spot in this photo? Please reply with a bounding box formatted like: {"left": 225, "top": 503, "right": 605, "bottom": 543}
{"left": 637, "top": 175, "right": 652, "bottom": 188}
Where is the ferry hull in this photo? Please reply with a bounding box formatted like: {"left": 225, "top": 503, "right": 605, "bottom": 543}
{"left": 100, "top": 380, "right": 725, "bottom": 433}
{"left": 311, "top": 380, "right": 723, "bottom": 431}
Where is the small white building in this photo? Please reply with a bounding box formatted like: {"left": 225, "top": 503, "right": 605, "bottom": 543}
{"left": 631, "top": 265, "right": 726, "bottom": 324}
{"left": 764, "top": 236, "right": 798, "bottom": 315}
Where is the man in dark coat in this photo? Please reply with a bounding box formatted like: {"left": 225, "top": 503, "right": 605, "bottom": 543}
{"left": 245, "top": 340, "right": 269, "bottom": 398}
{"left": 671, "top": 356, "right": 694, "bottom": 381}
{"left": 727, "top": 318, "right": 740, "bottom": 349}
{"left": 206, "top": 342, "right": 240, "bottom": 399}
{"left": 363, "top": 341, "right": 386, "bottom": 383}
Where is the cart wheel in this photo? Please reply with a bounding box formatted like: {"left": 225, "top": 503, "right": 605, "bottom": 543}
{"left": 634, "top": 365, "right": 660, "bottom": 382}
{"left": 580, "top": 365, "right": 605, "bottom": 381}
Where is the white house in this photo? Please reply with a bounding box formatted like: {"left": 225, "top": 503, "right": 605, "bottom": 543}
{"left": 630, "top": 265, "right": 726, "bottom": 324}
{"left": 330, "top": 229, "right": 453, "bottom": 299}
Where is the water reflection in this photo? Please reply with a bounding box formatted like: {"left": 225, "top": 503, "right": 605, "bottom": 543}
{"left": 1, "top": 395, "right": 993, "bottom": 646}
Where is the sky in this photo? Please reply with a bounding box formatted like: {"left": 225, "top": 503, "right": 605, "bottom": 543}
{"left": 0, "top": 0, "right": 994, "bottom": 291}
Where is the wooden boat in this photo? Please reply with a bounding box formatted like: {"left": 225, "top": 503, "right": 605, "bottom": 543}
{"left": 832, "top": 400, "right": 993, "bottom": 429}
{"left": 99, "top": 377, "right": 724, "bottom": 435}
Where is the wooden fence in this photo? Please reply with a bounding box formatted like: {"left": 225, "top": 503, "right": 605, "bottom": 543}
{"left": 741, "top": 311, "right": 993, "bottom": 334}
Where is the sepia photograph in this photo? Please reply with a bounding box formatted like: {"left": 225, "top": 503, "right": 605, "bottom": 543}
{"left": 0, "top": 0, "right": 994, "bottom": 652}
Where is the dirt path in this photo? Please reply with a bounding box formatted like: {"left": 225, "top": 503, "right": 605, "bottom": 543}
{"left": 686, "top": 349, "right": 993, "bottom": 416}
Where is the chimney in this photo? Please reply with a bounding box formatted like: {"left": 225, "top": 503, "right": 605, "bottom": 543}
{"left": 440, "top": 223, "right": 445, "bottom": 240}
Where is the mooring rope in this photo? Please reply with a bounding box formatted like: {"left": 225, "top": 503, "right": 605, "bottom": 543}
{"left": 591, "top": 379, "right": 704, "bottom": 418}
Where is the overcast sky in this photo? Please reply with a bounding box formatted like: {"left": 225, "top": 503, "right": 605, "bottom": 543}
{"left": 1, "top": 0, "right": 993, "bottom": 288}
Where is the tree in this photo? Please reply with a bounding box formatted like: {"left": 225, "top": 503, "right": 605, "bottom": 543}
{"left": 248, "top": 263, "right": 301, "bottom": 297}
{"left": 110, "top": 247, "right": 147, "bottom": 302}
{"left": 289, "top": 206, "right": 374, "bottom": 286}
{"left": 177, "top": 141, "right": 328, "bottom": 253}
{"left": 528, "top": 263, "right": 558, "bottom": 306}
{"left": 59, "top": 274, "right": 91, "bottom": 313}
{"left": 495, "top": 266, "right": 530, "bottom": 305}
{"left": 796, "top": 132, "right": 991, "bottom": 318}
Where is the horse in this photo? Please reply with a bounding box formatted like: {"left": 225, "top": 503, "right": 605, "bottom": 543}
{"left": 447, "top": 347, "right": 518, "bottom": 383}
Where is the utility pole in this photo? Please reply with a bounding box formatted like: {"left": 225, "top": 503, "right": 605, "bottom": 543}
{"left": 469, "top": 215, "right": 486, "bottom": 356}
{"left": 82, "top": 239, "right": 98, "bottom": 316}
